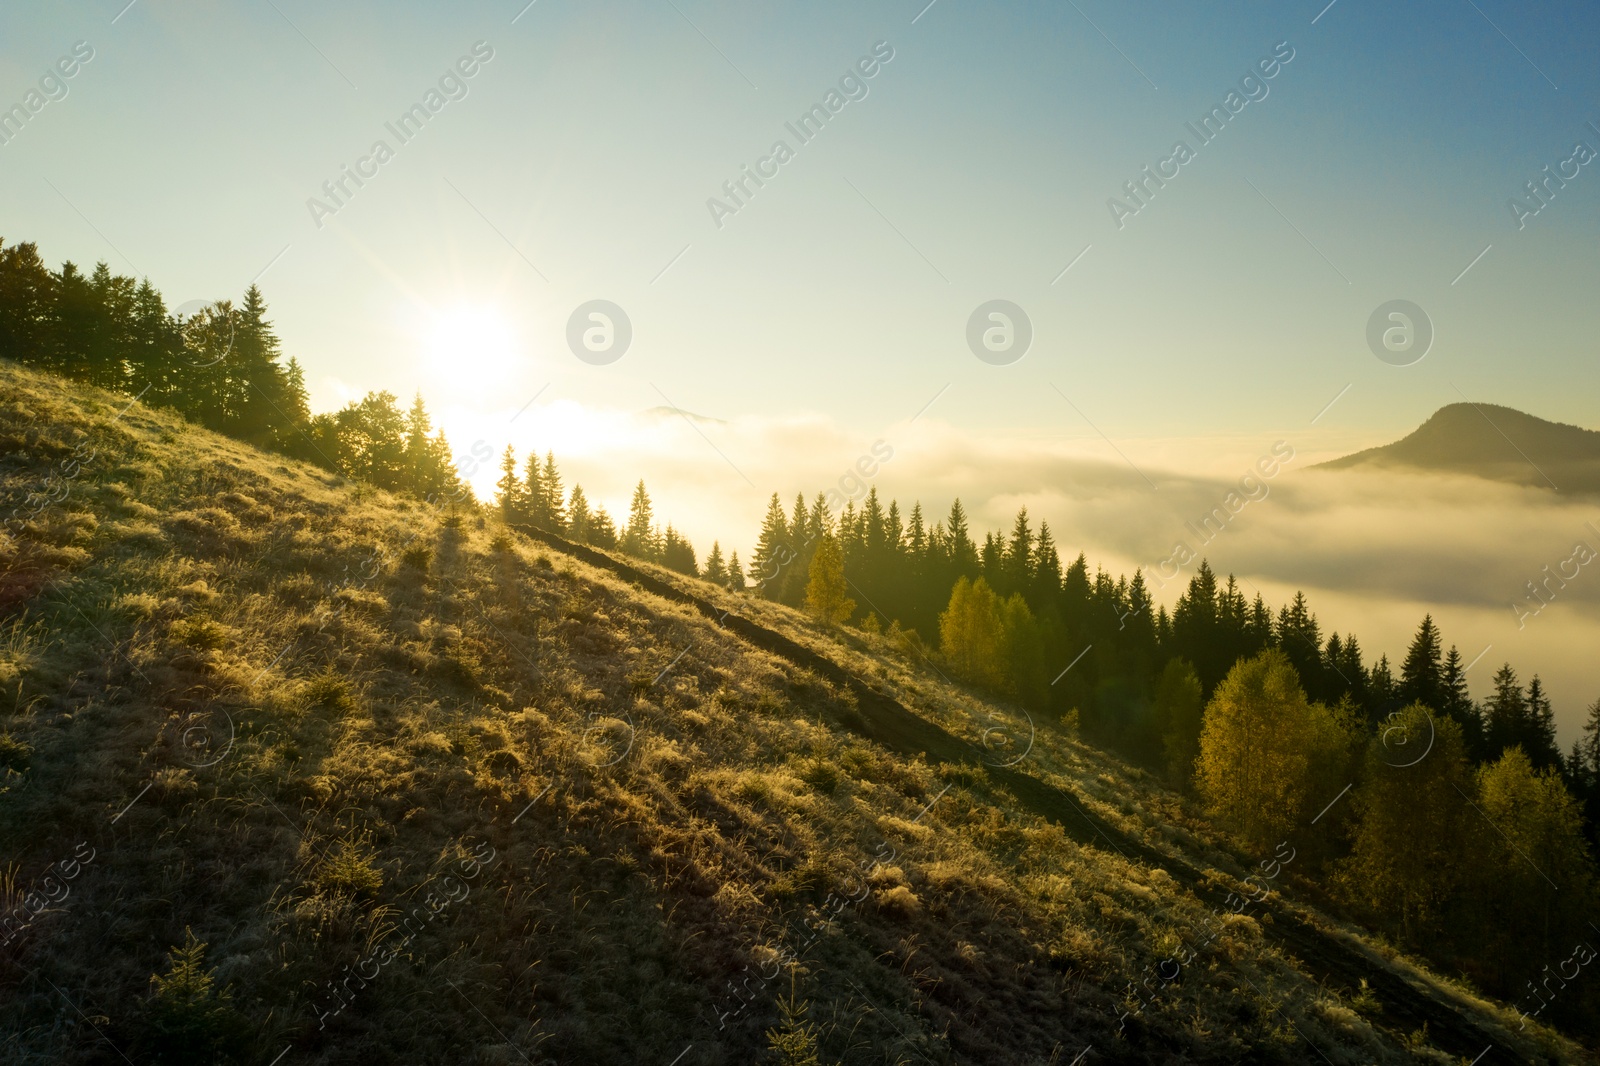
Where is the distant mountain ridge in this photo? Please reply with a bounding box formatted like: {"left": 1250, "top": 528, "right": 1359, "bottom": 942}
{"left": 1318, "top": 402, "right": 1600, "bottom": 493}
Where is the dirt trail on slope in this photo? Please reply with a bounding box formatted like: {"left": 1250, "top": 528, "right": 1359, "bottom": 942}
{"left": 512, "top": 524, "right": 1525, "bottom": 1063}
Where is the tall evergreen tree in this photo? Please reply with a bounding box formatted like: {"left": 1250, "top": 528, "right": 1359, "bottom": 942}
{"left": 1484, "top": 664, "right": 1528, "bottom": 762}
{"left": 749, "top": 492, "right": 791, "bottom": 598}
{"left": 541, "top": 453, "right": 565, "bottom": 532}
{"left": 1399, "top": 615, "right": 1446, "bottom": 713}
{"left": 621, "top": 480, "right": 657, "bottom": 559}
{"left": 703, "top": 541, "right": 727, "bottom": 586}
{"left": 1525, "top": 675, "right": 1561, "bottom": 769}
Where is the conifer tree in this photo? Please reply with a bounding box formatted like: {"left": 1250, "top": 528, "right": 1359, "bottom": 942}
{"left": 523, "top": 453, "right": 548, "bottom": 528}
{"left": 1003, "top": 507, "right": 1033, "bottom": 596}
{"left": 567, "top": 485, "right": 591, "bottom": 542}
{"left": 1484, "top": 664, "right": 1527, "bottom": 761}
{"left": 703, "top": 541, "right": 727, "bottom": 586}
{"left": 1367, "top": 655, "right": 1398, "bottom": 720}
{"left": 1153, "top": 658, "right": 1204, "bottom": 788}
{"left": 749, "top": 492, "right": 791, "bottom": 599}
{"left": 1032, "top": 521, "right": 1063, "bottom": 607}
{"left": 661, "top": 525, "right": 698, "bottom": 575}
{"left": 622, "top": 480, "right": 657, "bottom": 558}
{"left": 589, "top": 506, "right": 618, "bottom": 549}
{"left": 726, "top": 550, "right": 746, "bottom": 592}
{"left": 495, "top": 445, "right": 522, "bottom": 520}
{"left": 542, "top": 452, "right": 565, "bottom": 532}
{"left": 1399, "top": 614, "right": 1445, "bottom": 712}
{"left": 945, "top": 499, "right": 979, "bottom": 579}
{"left": 1525, "top": 675, "right": 1561, "bottom": 769}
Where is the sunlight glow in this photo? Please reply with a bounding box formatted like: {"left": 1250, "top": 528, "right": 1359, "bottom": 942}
{"left": 422, "top": 304, "right": 520, "bottom": 386}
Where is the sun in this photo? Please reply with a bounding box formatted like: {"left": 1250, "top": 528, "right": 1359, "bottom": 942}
{"left": 422, "top": 304, "right": 520, "bottom": 383}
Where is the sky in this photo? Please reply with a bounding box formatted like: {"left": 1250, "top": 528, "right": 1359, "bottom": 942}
{"left": 3, "top": 0, "right": 1600, "bottom": 732}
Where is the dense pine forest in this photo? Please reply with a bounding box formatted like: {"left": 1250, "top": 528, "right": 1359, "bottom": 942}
{"left": 5, "top": 234, "right": 1600, "bottom": 1038}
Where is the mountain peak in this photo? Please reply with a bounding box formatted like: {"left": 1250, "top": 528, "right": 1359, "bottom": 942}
{"left": 1318, "top": 403, "right": 1600, "bottom": 492}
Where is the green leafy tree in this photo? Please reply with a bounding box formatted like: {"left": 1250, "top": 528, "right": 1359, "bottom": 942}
{"left": 1472, "top": 747, "right": 1596, "bottom": 987}
{"left": 940, "top": 576, "right": 1004, "bottom": 688}
{"left": 1337, "top": 706, "right": 1474, "bottom": 944}
{"left": 1195, "top": 649, "right": 1355, "bottom": 853}
{"left": 805, "top": 534, "right": 855, "bottom": 625}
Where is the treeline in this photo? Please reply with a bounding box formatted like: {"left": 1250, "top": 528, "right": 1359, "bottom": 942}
{"left": 494, "top": 451, "right": 704, "bottom": 579}
{"left": 737, "top": 486, "right": 1574, "bottom": 776}
{"left": 0, "top": 238, "right": 470, "bottom": 508}
{"left": 738, "top": 483, "right": 1600, "bottom": 848}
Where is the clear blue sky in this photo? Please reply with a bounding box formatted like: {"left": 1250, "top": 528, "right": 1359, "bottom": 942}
{"left": 2, "top": 0, "right": 1597, "bottom": 445}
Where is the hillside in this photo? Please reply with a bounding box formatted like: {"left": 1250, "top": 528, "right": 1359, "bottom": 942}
{"left": 1318, "top": 403, "right": 1600, "bottom": 493}
{"left": 0, "top": 360, "right": 1587, "bottom": 1065}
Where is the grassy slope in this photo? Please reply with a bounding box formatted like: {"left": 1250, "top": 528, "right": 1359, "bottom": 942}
{"left": 0, "top": 361, "right": 1586, "bottom": 1065}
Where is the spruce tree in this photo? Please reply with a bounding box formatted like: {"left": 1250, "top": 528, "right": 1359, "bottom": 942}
{"left": 749, "top": 493, "right": 791, "bottom": 598}
{"left": 1003, "top": 507, "right": 1033, "bottom": 596}
{"left": 1526, "top": 675, "right": 1560, "bottom": 769}
{"left": 567, "top": 485, "right": 591, "bottom": 542}
{"left": 945, "top": 499, "right": 979, "bottom": 578}
{"left": 1440, "top": 644, "right": 1483, "bottom": 759}
{"left": 622, "top": 480, "right": 657, "bottom": 558}
{"left": 495, "top": 445, "right": 522, "bottom": 520}
{"left": 523, "top": 453, "right": 548, "bottom": 528}
{"left": 703, "top": 541, "right": 727, "bottom": 585}
{"left": 1032, "top": 520, "right": 1063, "bottom": 608}
{"left": 1484, "top": 664, "right": 1527, "bottom": 761}
{"left": 542, "top": 452, "right": 565, "bottom": 532}
{"left": 1399, "top": 615, "right": 1445, "bottom": 712}
{"left": 661, "top": 525, "right": 697, "bottom": 575}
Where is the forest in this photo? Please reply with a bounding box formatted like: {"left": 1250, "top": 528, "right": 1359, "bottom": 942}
{"left": 4, "top": 235, "right": 1597, "bottom": 1033}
